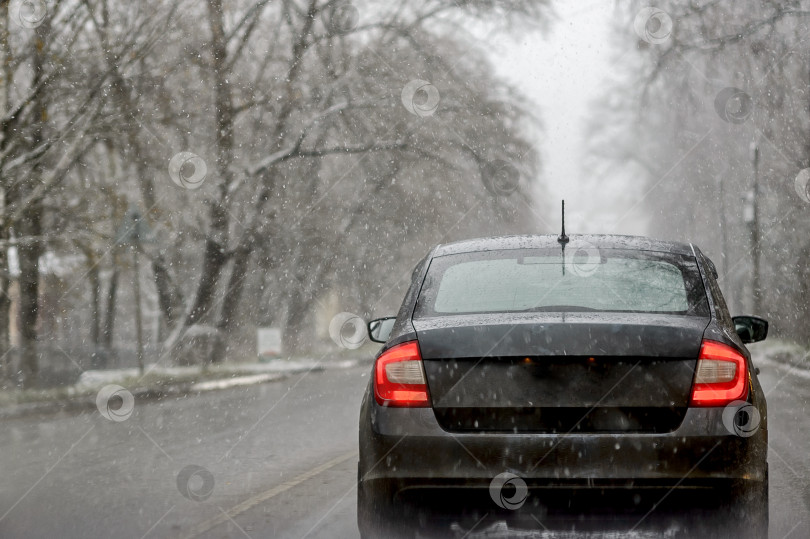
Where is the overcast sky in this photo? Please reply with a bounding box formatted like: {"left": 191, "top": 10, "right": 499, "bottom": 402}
{"left": 486, "top": 1, "right": 649, "bottom": 236}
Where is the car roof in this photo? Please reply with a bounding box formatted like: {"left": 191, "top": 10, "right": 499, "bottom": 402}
{"left": 433, "top": 234, "right": 696, "bottom": 257}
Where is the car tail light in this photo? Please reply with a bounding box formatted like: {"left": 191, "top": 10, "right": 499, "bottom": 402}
{"left": 690, "top": 340, "right": 748, "bottom": 407}
{"left": 374, "top": 341, "right": 429, "bottom": 407}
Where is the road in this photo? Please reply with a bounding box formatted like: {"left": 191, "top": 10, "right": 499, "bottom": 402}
{"left": 0, "top": 347, "right": 808, "bottom": 539}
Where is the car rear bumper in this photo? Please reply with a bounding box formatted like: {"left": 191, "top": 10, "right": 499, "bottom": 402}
{"left": 359, "top": 402, "right": 768, "bottom": 491}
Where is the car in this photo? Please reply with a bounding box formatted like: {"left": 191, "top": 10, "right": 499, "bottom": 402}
{"left": 357, "top": 234, "right": 769, "bottom": 538}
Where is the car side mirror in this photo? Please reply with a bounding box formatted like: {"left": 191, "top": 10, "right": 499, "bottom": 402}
{"left": 368, "top": 317, "right": 396, "bottom": 343}
{"left": 732, "top": 315, "right": 768, "bottom": 344}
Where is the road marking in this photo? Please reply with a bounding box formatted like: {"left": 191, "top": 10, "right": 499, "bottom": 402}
{"left": 182, "top": 450, "right": 357, "bottom": 538}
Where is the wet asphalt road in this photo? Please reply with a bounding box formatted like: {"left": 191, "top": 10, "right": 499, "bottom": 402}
{"left": 1, "top": 347, "right": 809, "bottom": 539}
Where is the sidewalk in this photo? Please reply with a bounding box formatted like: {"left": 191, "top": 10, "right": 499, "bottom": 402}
{"left": 0, "top": 357, "right": 367, "bottom": 420}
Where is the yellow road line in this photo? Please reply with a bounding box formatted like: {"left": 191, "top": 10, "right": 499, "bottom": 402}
{"left": 182, "top": 450, "right": 358, "bottom": 538}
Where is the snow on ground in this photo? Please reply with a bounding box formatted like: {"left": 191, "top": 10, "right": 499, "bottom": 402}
{"left": 193, "top": 373, "right": 283, "bottom": 391}
{"left": 75, "top": 358, "right": 362, "bottom": 391}
{"left": 462, "top": 521, "right": 681, "bottom": 538}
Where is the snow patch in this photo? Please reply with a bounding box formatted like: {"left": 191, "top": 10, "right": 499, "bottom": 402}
{"left": 193, "top": 373, "right": 281, "bottom": 391}
{"left": 458, "top": 520, "right": 681, "bottom": 537}
{"left": 75, "top": 358, "right": 361, "bottom": 390}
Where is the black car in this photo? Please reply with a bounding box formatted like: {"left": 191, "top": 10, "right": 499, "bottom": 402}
{"left": 357, "top": 234, "right": 769, "bottom": 538}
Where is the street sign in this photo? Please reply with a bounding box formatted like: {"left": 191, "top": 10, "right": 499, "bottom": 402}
{"left": 257, "top": 328, "right": 282, "bottom": 357}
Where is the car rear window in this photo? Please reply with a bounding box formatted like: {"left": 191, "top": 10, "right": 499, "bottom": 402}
{"left": 414, "top": 248, "right": 709, "bottom": 317}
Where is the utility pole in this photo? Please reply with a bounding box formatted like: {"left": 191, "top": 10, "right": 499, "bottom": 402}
{"left": 132, "top": 238, "right": 144, "bottom": 377}
{"left": 718, "top": 169, "right": 730, "bottom": 302}
{"left": 749, "top": 142, "right": 761, "bottom": 314}
{"left": 115, "top": 205, "right": 152, "bottom": 376}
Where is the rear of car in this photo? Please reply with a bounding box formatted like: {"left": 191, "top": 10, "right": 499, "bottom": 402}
{"left": 358, "top": 235, "right": 768, "bottom": 537}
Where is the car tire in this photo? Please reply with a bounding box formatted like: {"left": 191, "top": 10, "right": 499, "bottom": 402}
{"left": 357, "top": 473, "right": 400, "bottom": 539}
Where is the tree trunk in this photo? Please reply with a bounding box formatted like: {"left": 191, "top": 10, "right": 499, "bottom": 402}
{"left": 0, "top": 243, "right": 10, "bottom": 380}
{"left": 101, "top": 265, "right": 119, "bottom": 368}
{"left": 89, "top": 264, "right": 101, "bottom": 365}
{"left": 17, "top": 227, "right": 41, "bottom": 387}
{"left": 0, "top": 0, "right": 11, "bottom": 381}
{"left": 799, "top": 245, "right": 810, "bottom": 347}
{"left": 90, "top": 9, "right": 180, "bottom": 333}
{"left": 90, "top": 265, "right": 100, "bottom": 344}
{"left": 186, "top": 234, "right": 229, "bottom": 326}
{"left": 212, "top": 244, "right": 252, "bottom": 362}
{"left": 182, "top": 0, "right": 235, "bottom": 362}
{"left": 16, "top": 18, "right": 51, "bottom": 387}
{"left": 152, "top": 252, "right": 179, "bottom": 328}
{"left": 284, "top": 286, "right": 309, "bottom": 354}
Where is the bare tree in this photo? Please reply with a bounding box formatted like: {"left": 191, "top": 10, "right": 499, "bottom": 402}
{"left": 592, "top": 0, "right": 810, "bottom": 344}
{"left": 0, "top": 0, "right": 550, "bottom": 381}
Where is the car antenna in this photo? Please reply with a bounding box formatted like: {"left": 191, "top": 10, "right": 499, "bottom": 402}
{"left": 558, "top": 200, "right": 569, "bottom": 245}
{"left": 558, "top": 200, "right": 568, "bottom": 275}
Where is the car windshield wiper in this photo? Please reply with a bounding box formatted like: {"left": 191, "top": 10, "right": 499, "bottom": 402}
{"left": 520, "top": 305, "right": 600, "bottom": 312}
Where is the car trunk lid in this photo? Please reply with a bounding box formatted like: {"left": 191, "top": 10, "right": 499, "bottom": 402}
{"left": 414, "top": 312, "right": 710, "bottom": 433}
